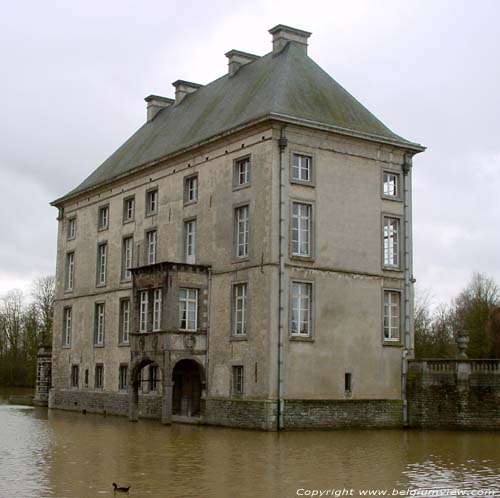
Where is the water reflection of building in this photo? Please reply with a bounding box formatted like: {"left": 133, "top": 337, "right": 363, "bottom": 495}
{"left": 49, "top": 25, "right": 424, "bottom": 430}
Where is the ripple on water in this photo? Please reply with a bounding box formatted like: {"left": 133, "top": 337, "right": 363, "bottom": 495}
{"left": 0, "top": 403, "right": 499, "bottom": 498}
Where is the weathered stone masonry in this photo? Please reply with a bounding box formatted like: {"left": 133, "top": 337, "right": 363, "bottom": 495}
{"left": 408, "top": 359, "right": 500, "bottom": 430}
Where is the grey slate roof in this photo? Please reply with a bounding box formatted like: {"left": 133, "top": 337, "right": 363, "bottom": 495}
{"left": 57, "top": 42, "right": 423, "bottom": 202}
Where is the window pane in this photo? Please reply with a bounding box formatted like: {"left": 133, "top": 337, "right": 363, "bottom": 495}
{"left": 291, "top": 282, "right": 312, "bottom": 336}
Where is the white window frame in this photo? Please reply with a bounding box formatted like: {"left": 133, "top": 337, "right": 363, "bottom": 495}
{"left": 179, "top": 288, "right": 198, "bottom": 331}
{"left": 120, "top": 299, "right": 130, "bottom": 344}
{"left": 382, "top": 170, "right": 400, "bottom": 199}
{"left": 232, "top": 283, "right": 247, "bottom": 336}
{"left": 146, "top": 230, "right": 157, "bottom": 265}
{"left": 146, "top": 188, "right": 158, "bottom": 215}
{"left": 152, "top": 289, "right": 162, "bottom": 331}
{"left": 383, "top": 290, "right": 401, "bottom": 342}
{"left": 185, "top": 175, "right": 198, "bottom": 203}
{"left": 66, "top": 252, "right": 75, "bottom": 291}
{"left": 63, "top": 307, "right": 72, "bottom": 347}
{"left": 140, "top": 290, "right": 149, "bottom": 333}
{"left": 123, "top": 196, "right": 135, "bottom": 222}
{"left": 291, "top": 153, "right": 312, "bottom": 183}
{"left": 67, "top": 217, "right": 76, "bottom": 240}
{"left": 119, "top": 365, "right": 128, "bottom": 390}
{"left": 291, "top": 281, "right": 313, "bottom": 337}
{"left": 185, "top": 219, "right": 196, "bottom": 264}
{"left": 122, "top": 237, "right": 133, "bottom": 280}
{"left": 97, "top": 243, "right": 107, "bottom": 286}
{"left": 94, "top": 303, "right": 105, "bottom": 346}
{"left": 98, "top": 205, "right": 109, "bottom": 230}
{"left": 383, "top": 216, "right": 400, "bottom": 268}
{"left": 235, "top": 205, "right": 249, "bottom": 258}
{"left": 291, "top": 202, "right": 312, "bottom": 257}
{"left": 234, "top": 157, "right": 250, "bottom": 187}
{"left": 95, "top": 364, "right": 104, "bottom": 389}
{"left": 232, "top": 365, "right": 244, "bottom": 395}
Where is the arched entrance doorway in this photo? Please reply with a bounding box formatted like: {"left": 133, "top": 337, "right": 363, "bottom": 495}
{"left": 128, "top": 358, "right": 164, "bottom": 422}
{"left": 172, "top": 359, "right": 202, "bottom": 417}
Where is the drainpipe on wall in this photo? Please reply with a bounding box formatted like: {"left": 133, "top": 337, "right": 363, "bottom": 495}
{"left": 277, "top": 127, "right": 288, "bottom": 431}
{"left": 402, "top": 152, "right": 413, "bottom": 426}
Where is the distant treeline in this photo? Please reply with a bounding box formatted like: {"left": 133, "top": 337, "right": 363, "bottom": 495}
{"left": 415, "top": 272, "right": 500, "bottom": 359}
{"left": 0, "top": 276, "right": 54, "bottom": 387}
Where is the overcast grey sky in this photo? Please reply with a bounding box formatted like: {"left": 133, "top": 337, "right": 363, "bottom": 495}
{"left": 1, "top": 0, "right": 499, "bottom": 306}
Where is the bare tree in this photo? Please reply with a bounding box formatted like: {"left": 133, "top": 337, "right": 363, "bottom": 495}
{"left": 31, "top": 275, "right": 55, "bottom": 346}
{"left": 452, "top": 272, "right": 500, "bottom": 358}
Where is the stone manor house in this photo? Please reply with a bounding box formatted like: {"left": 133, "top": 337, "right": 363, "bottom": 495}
{"left": 49, "top": 25, "right": 424, "bottom": 430}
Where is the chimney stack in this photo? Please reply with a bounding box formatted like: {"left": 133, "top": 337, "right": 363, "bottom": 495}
{"left": 172, "top": 80, "right": 203, "bottom": 105}
{"left": 269, "top": 24, "right": 312, "bottom": 55}
{"left": 225, "top": 50, "right": 260, "bottom": 76}
{"left": 144, "top": 95, "right": 174, "bottom": 122}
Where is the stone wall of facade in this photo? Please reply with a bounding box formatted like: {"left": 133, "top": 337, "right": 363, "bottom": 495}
{"left": 50, "top": 389, "right": 162, "bottom": 419}
{"left": 205, "top": 398, "right": 278, "bottom": 430}
{"left": 408, "top": 359, "right": 500, "bottom": 430}
{"left": 284, "top": 399, "right": 403, "bottom": 429}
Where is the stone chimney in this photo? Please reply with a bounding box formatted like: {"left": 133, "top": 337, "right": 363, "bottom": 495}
{"left": 172, "top": 80, "right": 203, "bottom": 105}
{"left": 269, "top": 24, "right": 312, "bottom": 55}
{"left": 144, "top": 95, "right": 175, "bottom": 122}
{"left": 225, "top": 50, "right": 260, "bottom": 76}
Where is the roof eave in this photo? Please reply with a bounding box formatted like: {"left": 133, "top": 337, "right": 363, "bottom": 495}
{"left": 51, "top": 113, "right": 425, "bottom": 207}
{"left": 268, "top": 112, "right": 426, "bottom": 153}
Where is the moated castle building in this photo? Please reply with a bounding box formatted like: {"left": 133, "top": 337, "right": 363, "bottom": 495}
{"left": 48, "top": 25, "right": 424, "bottom": 430}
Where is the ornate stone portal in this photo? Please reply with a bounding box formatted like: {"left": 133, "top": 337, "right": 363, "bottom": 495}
{"left": 128, "top": 262, "right": 209, "bottom": 424}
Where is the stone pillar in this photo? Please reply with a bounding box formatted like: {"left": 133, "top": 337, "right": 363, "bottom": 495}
{"left": 161, "top": 381, "right": 174, "bottom": 425}
{"left": 128, "top": 383, "right": 139, "bottom": 422}
{"left": 34, "top": 346, "right": 52, "bottom": 407}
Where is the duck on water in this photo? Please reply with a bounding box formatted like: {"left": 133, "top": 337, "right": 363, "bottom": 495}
{"left": 113, "top": 483, "right": 130, "bottom": 493}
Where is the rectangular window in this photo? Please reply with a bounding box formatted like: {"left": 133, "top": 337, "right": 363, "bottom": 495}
{"left": 179, "top": 288, "right": 198, "bottom": 331}
{"left": 95, "top": 364, "right": 104, "bottom": 389}
{"left": 119, "top": 299, "right": 130, "bottom": 344}
{"left": 71, "top": 365, "right": 79, "bottom": 388}
{"left": 146, "top": 188, "right": 158, "bottom": 215}
{"left": 67, "top": 217, "right": 76, "bottom": 240}
{"left": 63, "top": 307, "right": 72, "bottom": 347}
{"left": 185, "top": 220, "right": 196, "bottom": 264}
{"left": 123, "top": 196, "right": 135, "bottom": 222}
{"left": 383, "top": 171, "right": 400, "bottom": 198}
{"left": 140, "top": 290, "right": 149, "bottom": 333}
{"left": 119, "top": 365, "right": 128, "bottom": 390}
{"left": 291, "top": 202, "right": 312, "bottom": 257}
{"left": 383, "top": 216, "right": 400, "bottom": 267}
{"left": 184, "top": 175, "right": 198, "bottom": 203}
{"left": 234, "top": 157, "right": 250, "bottom": 187}
{"left": 291, "top": 153, "right": 312, "bottom": 182}
{"left": 153, "top": 289, "right": 162, "bottom": 331}
{"left": 146, "top": 230, "right": 157, "bottom": 265}
{"left": 291, "top": 282, "right": 312, "bottom": 336}
{"left": 97, "top": 243, "right": 107, "bottom": 286}
{"left": 65, "top": 252, "right": 75, "bottom": 291}
{"left": 384, "top": 290, "right": 401, "bottom": 341}
{"left": 232, "top": 366, "right": 244, "bottom": 395}
{"left": 94, "top": 303, "right": 105, "bottom": 346}
{"left": 345, "top": 373, "right": 352, "bottom": 392}
{"left": 98, "top": 205, "right": 109, "bottom": 230}
{"left": 235, "top": 205, "right": 249, "bottom": 258}
{"left": 122, "top": 237, "right": 134, "bottom": 280}
{"left": 232, "top": 283, "right": 247, "bottom": 336}
{"left": 149, "top": 365, "right": 158, "bottom": 391}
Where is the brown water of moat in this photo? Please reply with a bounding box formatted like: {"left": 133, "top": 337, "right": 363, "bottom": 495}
{"left": 0, "top": 391, "right": 499, "bottom": 498}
